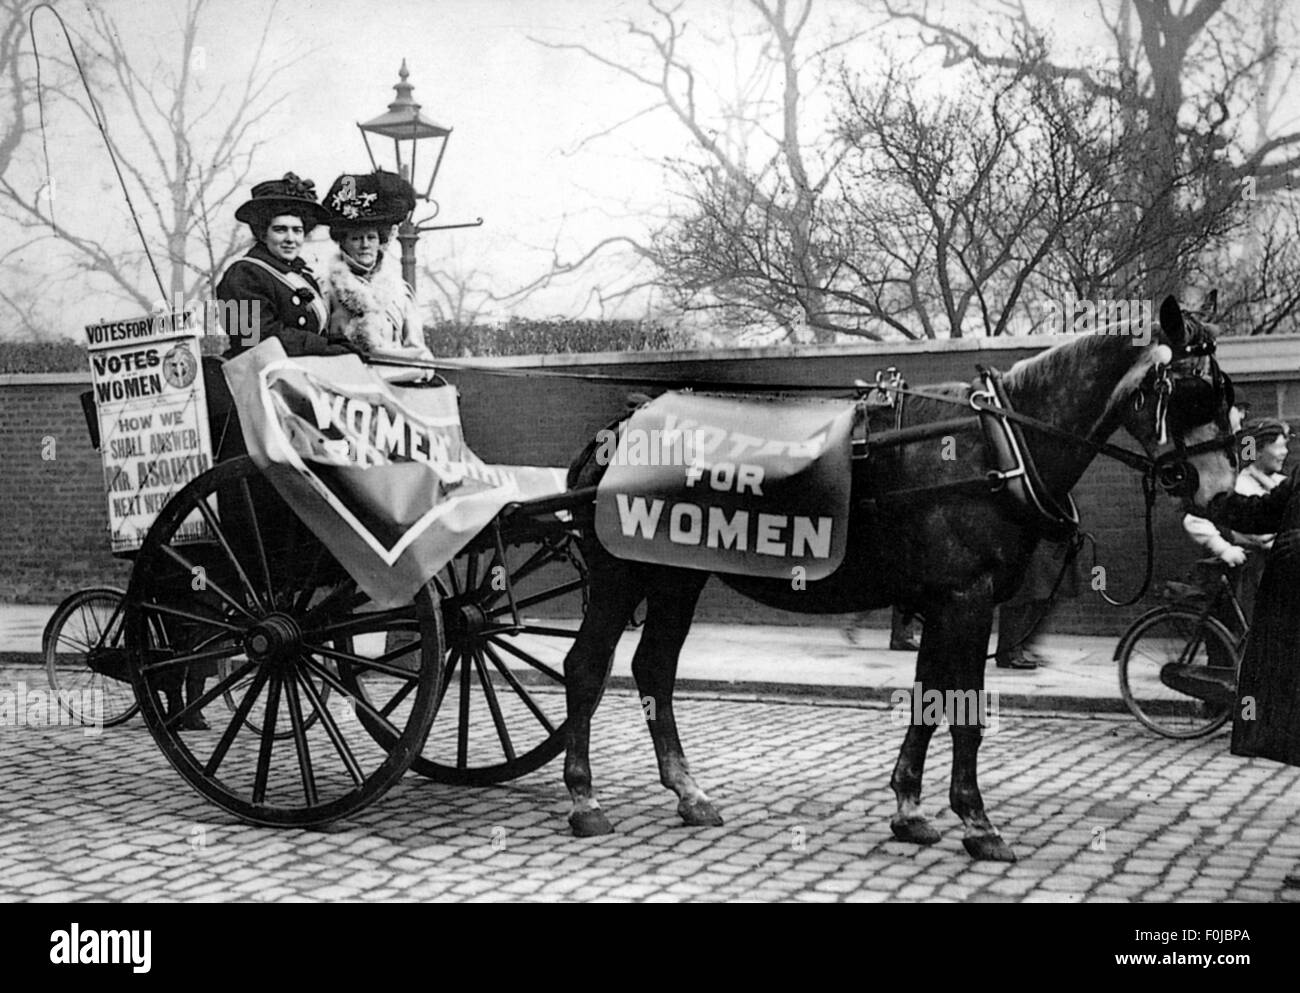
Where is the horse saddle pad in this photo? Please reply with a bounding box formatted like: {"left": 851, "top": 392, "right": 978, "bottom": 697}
{"left": 594, "top": 391, "right": 859, "bottom": 580}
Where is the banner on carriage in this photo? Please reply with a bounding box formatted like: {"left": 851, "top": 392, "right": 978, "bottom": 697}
{"left": 595, "top": 392, "right": 858, "bottom": 580}
{"left": 223, "top": 340, "right": 566, "bottom": 608}
{"left": 85, "top": 310, "right": 214, "bottom": 551}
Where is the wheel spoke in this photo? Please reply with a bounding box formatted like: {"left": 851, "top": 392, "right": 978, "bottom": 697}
{"left": 238, "top": 477, "right": 277, "bottom": 607}
{"left": 494, "top": 624, "right": 580, "bottom": 641}
{"left": 471, "top": 648, "right": 516, "bottom": 762}
{"left": 193, "top": 494, "right": 266, "bottom": 614}
{"left": 138, "top": 600, "right": 244, "bottom": 635}
{"left": 300, "top": 655, "right": 405, "bottom": 740}
{"left": 457, "top": 645, "right": 472, "bottom": 769}
{"left": 251, "top": 672, "right": 282, "bottom": 804}
{"left": 169, "top": 659, "right": 256, "bottom": 722}
{"left": 305, "top": 640, "right": 422, "bottom": 682}
{"left": 429, "top": 649, "right": 460, "bottom": 726}
{"left": 376, "top": 673, "right": 416, "bottom": 720}
{"left": 487, "top": 635, "right": 566, "bottom": 683}
{"left": 203, "top": 665, "right": 271, "bottom": 777}
{"left": 140, "top": 641, "right": 247, "bottom": 676}
{"left": 283, "top": 669, "right": 318, "bottom": 806}
{"left": 160, "top": 544, "right": 257, "bottom": 622}
{"left": 295, "top": 665, "right": 364, "bottom": 786}
{"left": 487, "top": 578, "right": 586, "bottom": 617}
{"left": 310, "top": 606, "right": 417, "bottom": 642}
{"left": 465, "top": 550, "right": 480, "bottom": 594}
{"left": 482, "top": 642, "right": 556, "bottom": 734}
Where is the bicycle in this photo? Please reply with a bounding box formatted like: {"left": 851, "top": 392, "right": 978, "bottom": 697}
{"left": 42, "top": 587, "right": 140, "bottom": 727}
{"left": 1114, "top": 558, "right": 1248, "bottom": 738}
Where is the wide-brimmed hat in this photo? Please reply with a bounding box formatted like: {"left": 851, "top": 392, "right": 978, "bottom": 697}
{"left": 322, "top": 170, "right": 416, "bottom": 229}
{"left": 234, "top": 172, "right": 332, "bottom": 225}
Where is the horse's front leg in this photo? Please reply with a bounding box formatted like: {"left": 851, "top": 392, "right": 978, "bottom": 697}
{"left": 563, "top": 556, "right": 642, "bottom": 838}
{"left": 943, "top": 597, "right": 1016, "bottom": 862}
{"left": 631, "top": 574, "right": 721, "bottom": 827}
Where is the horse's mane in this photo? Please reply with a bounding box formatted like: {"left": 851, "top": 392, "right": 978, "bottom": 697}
{"left": 1002, "top": 318, "right": 1168, "bottom": 435}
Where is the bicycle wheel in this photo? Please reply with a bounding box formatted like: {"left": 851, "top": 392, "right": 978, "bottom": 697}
{"left": 43, "top": 587, "right": 139, "bottom": 727}
{"left": 1116, "top": 606, "right": 1238, "bottom": 738}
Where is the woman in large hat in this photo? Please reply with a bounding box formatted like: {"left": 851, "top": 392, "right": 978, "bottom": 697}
{"left": 319, "top": 170, "right": 435, "bottom": 379}
{"left": 215, "top": 172, "right": 353, "bottom": 358}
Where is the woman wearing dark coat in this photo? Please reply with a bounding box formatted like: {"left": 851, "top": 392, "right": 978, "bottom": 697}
{"left": 1203, "top": 469, "right": 1300, "bottom": 767}
{"left": 216, "top": 172, "right": 354, "bottom": 359}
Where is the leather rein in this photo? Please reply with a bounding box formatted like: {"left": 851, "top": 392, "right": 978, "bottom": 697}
{"left": 859, "top": 353, "right": 1239, "bottom": 607}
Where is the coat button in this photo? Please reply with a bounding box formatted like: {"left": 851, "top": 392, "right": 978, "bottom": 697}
{"left": 292, "top": 295, "right": 301, "bottom": 305}
{"left": 298, "top": 317, "right": 306, "bottom": 326}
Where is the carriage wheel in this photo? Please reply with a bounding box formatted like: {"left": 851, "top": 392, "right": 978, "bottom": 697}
{"left": 343, "top": 524, "right": 586, "bottom": 785}
{"left": 125, "top": 456, "right": 443, "bottom": 828}
{"left": 43, "top": 587, "right": 140, "bottom": 728}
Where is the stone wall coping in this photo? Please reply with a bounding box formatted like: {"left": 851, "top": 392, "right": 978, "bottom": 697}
{"left": 5, "top": 333, "right": 1300, "bottom": 384}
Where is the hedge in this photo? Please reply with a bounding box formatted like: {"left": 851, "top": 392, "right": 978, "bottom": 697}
{"left": 1, "top": 319, "right": 705, "bottom": 373}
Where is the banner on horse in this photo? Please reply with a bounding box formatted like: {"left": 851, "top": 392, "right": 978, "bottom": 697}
{"left": 594, "top": 392, "right": 858, "bottom": 581}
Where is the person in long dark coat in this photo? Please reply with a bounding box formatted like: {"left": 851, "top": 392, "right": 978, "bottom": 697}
{"left": 1201, "top": 469, "right": 1300, "bottom": 888}
{"left": 1204, "top": 469, "right": 1300, "bottom": 766}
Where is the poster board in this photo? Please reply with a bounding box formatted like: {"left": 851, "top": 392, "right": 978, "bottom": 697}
{"left": 85, "top": 311, "right": 214, "bottom": 552}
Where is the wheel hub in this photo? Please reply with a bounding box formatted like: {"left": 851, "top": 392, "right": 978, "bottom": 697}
{"left": 244, "top": 613, "right": 303, "bottom": 664}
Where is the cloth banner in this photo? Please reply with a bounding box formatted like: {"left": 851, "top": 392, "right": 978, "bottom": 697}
{"left": 595, "top": 392, "right": 858, "bottom": 580}
{"left": 224, "top": 340, "right": 567, "bottom": 608}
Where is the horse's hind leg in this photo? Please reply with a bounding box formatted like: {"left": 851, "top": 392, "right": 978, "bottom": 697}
{"left": 630, "top": 572, "right": 721, "bottom": 827}
{"left": 947, "top": 603, "right": 1016, "bottom": 862}
{"left": 563, "top": 555, "right": 643, "bottom": 838}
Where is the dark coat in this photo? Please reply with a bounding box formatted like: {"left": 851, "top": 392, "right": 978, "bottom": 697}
{"left": 1205, "top": 471, "right": 1300, "bottom": 765}
{"left": 216, "top": 244, "right": 356, "bottom": 358}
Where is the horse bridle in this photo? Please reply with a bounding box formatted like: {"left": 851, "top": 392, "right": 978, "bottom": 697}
{"left": 1145, "top": 341, "right": 1240, "bottom": 500}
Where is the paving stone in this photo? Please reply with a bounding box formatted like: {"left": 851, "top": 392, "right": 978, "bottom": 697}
{"left": 2, "top": 694, "right": 1298, "bottom": 902}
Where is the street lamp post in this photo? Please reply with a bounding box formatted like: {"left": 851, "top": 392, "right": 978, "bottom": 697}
{"left": 357, "top": 60, "right": 483, "bottom": 291}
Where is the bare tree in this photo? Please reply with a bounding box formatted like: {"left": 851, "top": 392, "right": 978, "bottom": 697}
{"left": 535, "top": 0, "right": 865, "bottom": 340}
{"left": 0, "top": 0, "right": 304, "bottom": 315}
{"left": 882, "top": 0, "right": 1300, "bottom": 304}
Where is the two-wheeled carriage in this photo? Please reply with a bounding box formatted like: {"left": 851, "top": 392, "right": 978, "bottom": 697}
{"left": 73, "top": 333, "right": 594, "bottom": 827}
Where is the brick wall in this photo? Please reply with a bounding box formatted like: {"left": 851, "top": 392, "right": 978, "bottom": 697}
{"left": 5, "top": 334, "right": 1299, "bottom": 636}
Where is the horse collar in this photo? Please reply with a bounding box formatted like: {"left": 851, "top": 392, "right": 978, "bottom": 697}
{"left": 972, "top": 368, "right": 1080, "bottom": 541}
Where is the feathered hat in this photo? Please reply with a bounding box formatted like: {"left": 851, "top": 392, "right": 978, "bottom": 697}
{"left": 322, "top": 170, "right": 417, "bottom": 229}
{"left": 234, "top": 172, "right": 331, "bottom": 225}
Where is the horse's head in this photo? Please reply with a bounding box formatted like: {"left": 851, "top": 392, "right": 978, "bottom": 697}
{"left": 1119, "top": 294, "right": 1238, "bottom": 511}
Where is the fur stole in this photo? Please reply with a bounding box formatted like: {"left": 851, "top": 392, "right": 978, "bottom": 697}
{"left": 324, "top": 250, "right": 412, "bottom": 353}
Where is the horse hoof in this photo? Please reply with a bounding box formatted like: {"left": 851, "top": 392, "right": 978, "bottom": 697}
{"left": 962, "top": 834, "right": 1017, "bottom": 862}
{"left": 890, "top": 816, "right": 941, "bottom": 845}
{"left": 569, "top": 809, "right": 614, "bottom": 838}
{"left": 678, "top": 797, "right": 724, "bottom": 827}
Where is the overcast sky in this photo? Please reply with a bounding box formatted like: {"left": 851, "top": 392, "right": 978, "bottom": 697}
{"left": 10, "top": 0, "right": 1297, "bottom": 337}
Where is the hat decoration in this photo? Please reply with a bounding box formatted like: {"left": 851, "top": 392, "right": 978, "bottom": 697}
{"left": 234, "top": 172, "right": 332, "bottom": 224}
{"left": 323, "top": 170, "right": 417, "bottom": 228}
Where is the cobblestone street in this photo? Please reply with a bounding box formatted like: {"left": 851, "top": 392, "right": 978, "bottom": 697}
{"left": 3, "top": 662, "right": 1299, "bottom": 903}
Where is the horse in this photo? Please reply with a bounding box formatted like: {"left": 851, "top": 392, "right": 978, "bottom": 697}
{"left": 558, "top": 295, "right": 1239, "bottom": 861}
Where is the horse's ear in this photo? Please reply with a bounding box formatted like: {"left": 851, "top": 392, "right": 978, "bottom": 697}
{"left": 1199, "top": 289, "right": 1219, "bottom": 320}
{"left": 1159, "top": 295, "right": 1186, "bottom": 354}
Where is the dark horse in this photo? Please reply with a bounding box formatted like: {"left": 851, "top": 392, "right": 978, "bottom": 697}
{"left": 559, "top": 297, "right": 1238, "bottom": 860}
